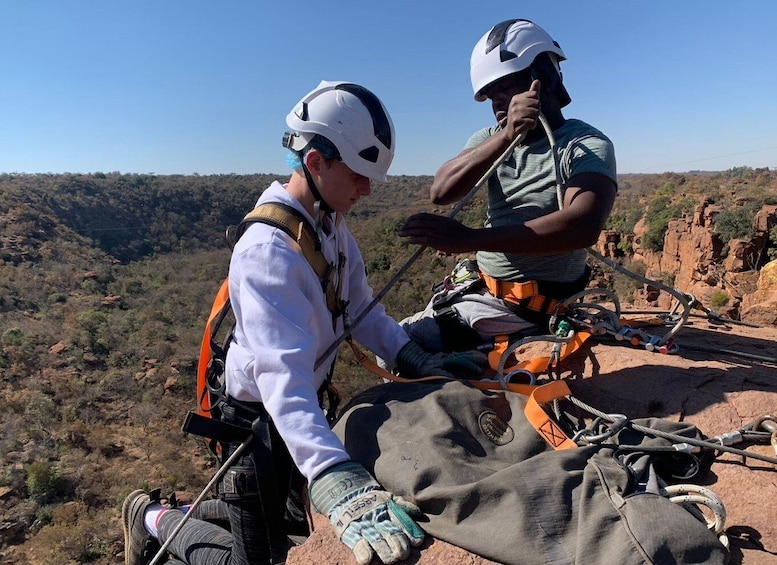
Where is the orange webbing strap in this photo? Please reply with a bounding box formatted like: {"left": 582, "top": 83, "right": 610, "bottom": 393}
{"left": 487, "top": 330, "right": 592, "bottom": 375}
{"left": 346, "top": 340, "right": 536, "bottom": 395}
{"left": 522, "top": 380, "right": 578, "bottom": 450}
{"left": 480, "top": 272, "right": 562, "bottom": 314}
{"left": 347, "top": 341, "right": 578, "bottom": 450}
{"left": 197, "top": 279, "right": 230, "bottom": 417}
{"left": 480, "top": 272, "right": 538, "bottom": 301}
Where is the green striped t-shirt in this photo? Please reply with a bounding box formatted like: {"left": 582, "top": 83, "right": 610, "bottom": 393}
{"left": 466, "top": 118, "right": 617, "bottom": 282}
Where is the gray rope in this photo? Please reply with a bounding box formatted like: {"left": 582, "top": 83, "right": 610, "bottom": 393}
{"left": 585, "top": 248, "right": 690, "bottom": 346}
{"left": 148, "top": 437, "right": 253, "bottom": 565}
{"left": 314, "top": 126, "right": 529, "bottom": 369}
{"left": 567, "top": 395, "right": 777, "bottom": 466}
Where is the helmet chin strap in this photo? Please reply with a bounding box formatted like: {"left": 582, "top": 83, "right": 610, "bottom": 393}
{"left": 301, "top": 161, "right": 333, "bottom": 246}
{"left": 301, "top": 160, "right": 334, "bottom": 215}
{"left": 285, "top": 131, "right": 336, "bottom": 217}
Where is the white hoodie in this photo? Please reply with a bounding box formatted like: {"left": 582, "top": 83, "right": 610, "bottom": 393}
{"left": 225, "top": 181, "right": 410, "bottom": 482}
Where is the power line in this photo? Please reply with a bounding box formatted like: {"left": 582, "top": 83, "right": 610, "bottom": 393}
{"left": 632, "top": 146, "right": 777, "bottom": 173}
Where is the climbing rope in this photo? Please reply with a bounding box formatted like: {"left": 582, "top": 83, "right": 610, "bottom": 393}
{"left": 543, "top": 116, "right": 695, "bottom": 351}
{"left": 314, "top": 124, "right": 530, "bottom": 370}
{"left": 661, "top": 483, "right": 729, "bottom": 547}
{"left": 565, "top": 394, "right": 777, "bottom": 466}
{"left": 584, "top": 249, "right": 691, "bottom": 347}
{"left": 668, "top": 292, "right": 762, "bottom": 328}
{"left": 314, "top": 102, "right": 762, "bottom": 369}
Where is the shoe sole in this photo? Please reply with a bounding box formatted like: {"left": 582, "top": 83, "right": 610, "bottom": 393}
{"left": 122, "top": 489, "right": 150, "bottom": 565}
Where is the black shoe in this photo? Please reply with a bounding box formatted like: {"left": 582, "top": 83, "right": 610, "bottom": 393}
{"left": 122, "top": 489, "right": 161, "bottom": 565}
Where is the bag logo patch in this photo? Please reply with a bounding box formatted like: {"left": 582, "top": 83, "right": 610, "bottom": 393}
{"left": 478, "top": 410, "right": 514, "bottom": 445}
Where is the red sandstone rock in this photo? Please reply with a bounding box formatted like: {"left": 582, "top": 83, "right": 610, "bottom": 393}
{"left": 598, "top": 204, "right": 777, "bottom": 324}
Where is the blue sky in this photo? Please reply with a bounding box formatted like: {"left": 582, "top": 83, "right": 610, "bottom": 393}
{"left": 2, "top": 1, "right": 776, "bottom": 176}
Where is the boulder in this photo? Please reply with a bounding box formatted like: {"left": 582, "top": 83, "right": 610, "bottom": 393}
{"left": 740, "top": 260, "right": 777, "bottom": 325}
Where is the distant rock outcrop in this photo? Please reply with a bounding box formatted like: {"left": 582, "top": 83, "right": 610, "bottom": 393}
{"left": 597, "top": 202, "right": 777, "bottom": 325}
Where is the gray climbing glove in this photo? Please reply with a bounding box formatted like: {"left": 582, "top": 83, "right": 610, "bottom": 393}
{"left": 395, "top": 340, "right": 488, "bottom": 379}
{"left": 310, "top": 460, "right": 425, "bottom": 565}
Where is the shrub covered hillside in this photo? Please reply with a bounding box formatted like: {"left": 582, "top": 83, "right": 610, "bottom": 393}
{"left": 609, "top": 168, "right": 777, "bottom": 258}
{"left": 0, "top": 168, "right": 775, "bottom": 563}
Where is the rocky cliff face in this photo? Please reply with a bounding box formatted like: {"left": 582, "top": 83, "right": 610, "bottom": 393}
{"left": 596, "top": 203, "right": 777, "bottom": 326}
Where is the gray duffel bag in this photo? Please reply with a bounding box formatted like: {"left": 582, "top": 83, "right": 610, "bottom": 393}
{"left": 333, "top": 379, "right": 728, "bottom": 565}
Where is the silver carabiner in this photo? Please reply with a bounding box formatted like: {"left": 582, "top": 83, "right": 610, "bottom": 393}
{"left": 572, "top": 414, "right": 629, "bottom": 444}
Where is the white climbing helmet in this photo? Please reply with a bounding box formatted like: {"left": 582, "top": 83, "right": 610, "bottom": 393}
{"left": 283, "top": 80, "right": 395, "bottom": 182}
{"left": 470, "top": 19, "right": 566, "bottom": 102}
